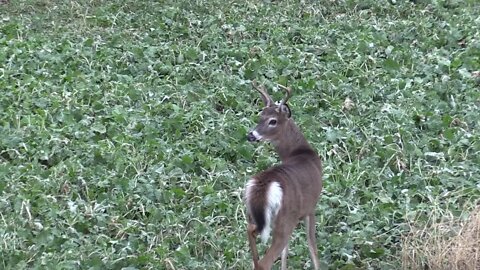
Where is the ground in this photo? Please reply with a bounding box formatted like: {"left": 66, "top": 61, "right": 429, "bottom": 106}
{"left": 1, "top": 0, "right": 479, "bottom": 269}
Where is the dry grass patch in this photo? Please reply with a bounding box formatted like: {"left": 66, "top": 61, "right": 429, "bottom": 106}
{"left": 401, "top": 206, "right": 480, "bottom": 270}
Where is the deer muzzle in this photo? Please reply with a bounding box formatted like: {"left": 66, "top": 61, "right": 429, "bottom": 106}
{"left": 247, "top": 130, "right": 261, "bottom": 142}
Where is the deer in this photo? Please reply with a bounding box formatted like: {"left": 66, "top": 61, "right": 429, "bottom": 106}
{"left": 244, "top": 81, "right": 323, "bottom": 270}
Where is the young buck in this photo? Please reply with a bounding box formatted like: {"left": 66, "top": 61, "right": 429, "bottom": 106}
{"left": 245, "top": 81, "right": 323, "bottom": 270}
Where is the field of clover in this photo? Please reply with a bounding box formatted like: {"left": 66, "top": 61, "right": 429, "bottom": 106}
{"left": 1, "top": 0, "right": 479, "bottom": 269}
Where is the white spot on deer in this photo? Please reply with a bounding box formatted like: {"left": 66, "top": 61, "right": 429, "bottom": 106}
{"left": 261, "top": 181, "right": 283, "bottom": 243}
{"left": 245, "top": 178, "right": 256, "bottom": 202}
{"left": 252, "top": 130, "right": 263, "bottom": 140}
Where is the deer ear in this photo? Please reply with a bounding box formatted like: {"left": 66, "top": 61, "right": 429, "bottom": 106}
{"left": 279, "top": 104, "right": 291, "bottom": 118}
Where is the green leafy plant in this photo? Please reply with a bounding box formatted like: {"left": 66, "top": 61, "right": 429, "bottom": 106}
{"left": 1, "top": 0, "right": 479, "bottom": 269}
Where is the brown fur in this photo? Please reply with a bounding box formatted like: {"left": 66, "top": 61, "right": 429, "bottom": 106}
{"left": 245, "top": 84, "right": 323, "bottom": 270}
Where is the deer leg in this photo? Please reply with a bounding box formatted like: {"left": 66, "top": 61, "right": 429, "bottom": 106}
{"left": 258, "top": 219, "right": 297, "bottom": 270}
{"left": 280, "top": 243, "right": 288, "bottom": 270}
{"left": 247, "top": 223, "right": 260, "bottom": 269}
{"left": 305, "top": 214, "right": 320, "bottom": 270}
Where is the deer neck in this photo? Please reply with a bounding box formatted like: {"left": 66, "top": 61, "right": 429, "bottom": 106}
{"left": 272, "top": 119, "right": 310, "bottom": 162}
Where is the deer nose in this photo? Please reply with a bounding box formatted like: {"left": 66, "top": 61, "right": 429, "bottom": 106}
{"left": 247, "top": 132, "right": 257, "bottom": 142}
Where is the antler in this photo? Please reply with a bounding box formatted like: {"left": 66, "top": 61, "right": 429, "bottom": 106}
{"left": 252, "top": 80, "right": 274, "bottom": 107}
{"left": 277, "top": 83, "right": 292, "bottom": 106}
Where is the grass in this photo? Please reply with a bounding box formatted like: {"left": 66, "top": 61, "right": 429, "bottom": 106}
{"left": 402, "top": 206, "right": 480, "bottom": 270}
{"left": 1, "top": 0, "right": 479, "bottom": 269}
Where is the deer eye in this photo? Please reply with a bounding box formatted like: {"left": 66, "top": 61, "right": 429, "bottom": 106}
{"left": 268, "top": 119, "right": 277, "bottom": 126}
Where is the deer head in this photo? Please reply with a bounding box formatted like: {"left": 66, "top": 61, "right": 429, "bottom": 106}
{"left": 247, "top": 81, "right": 292, "bottom": 143}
